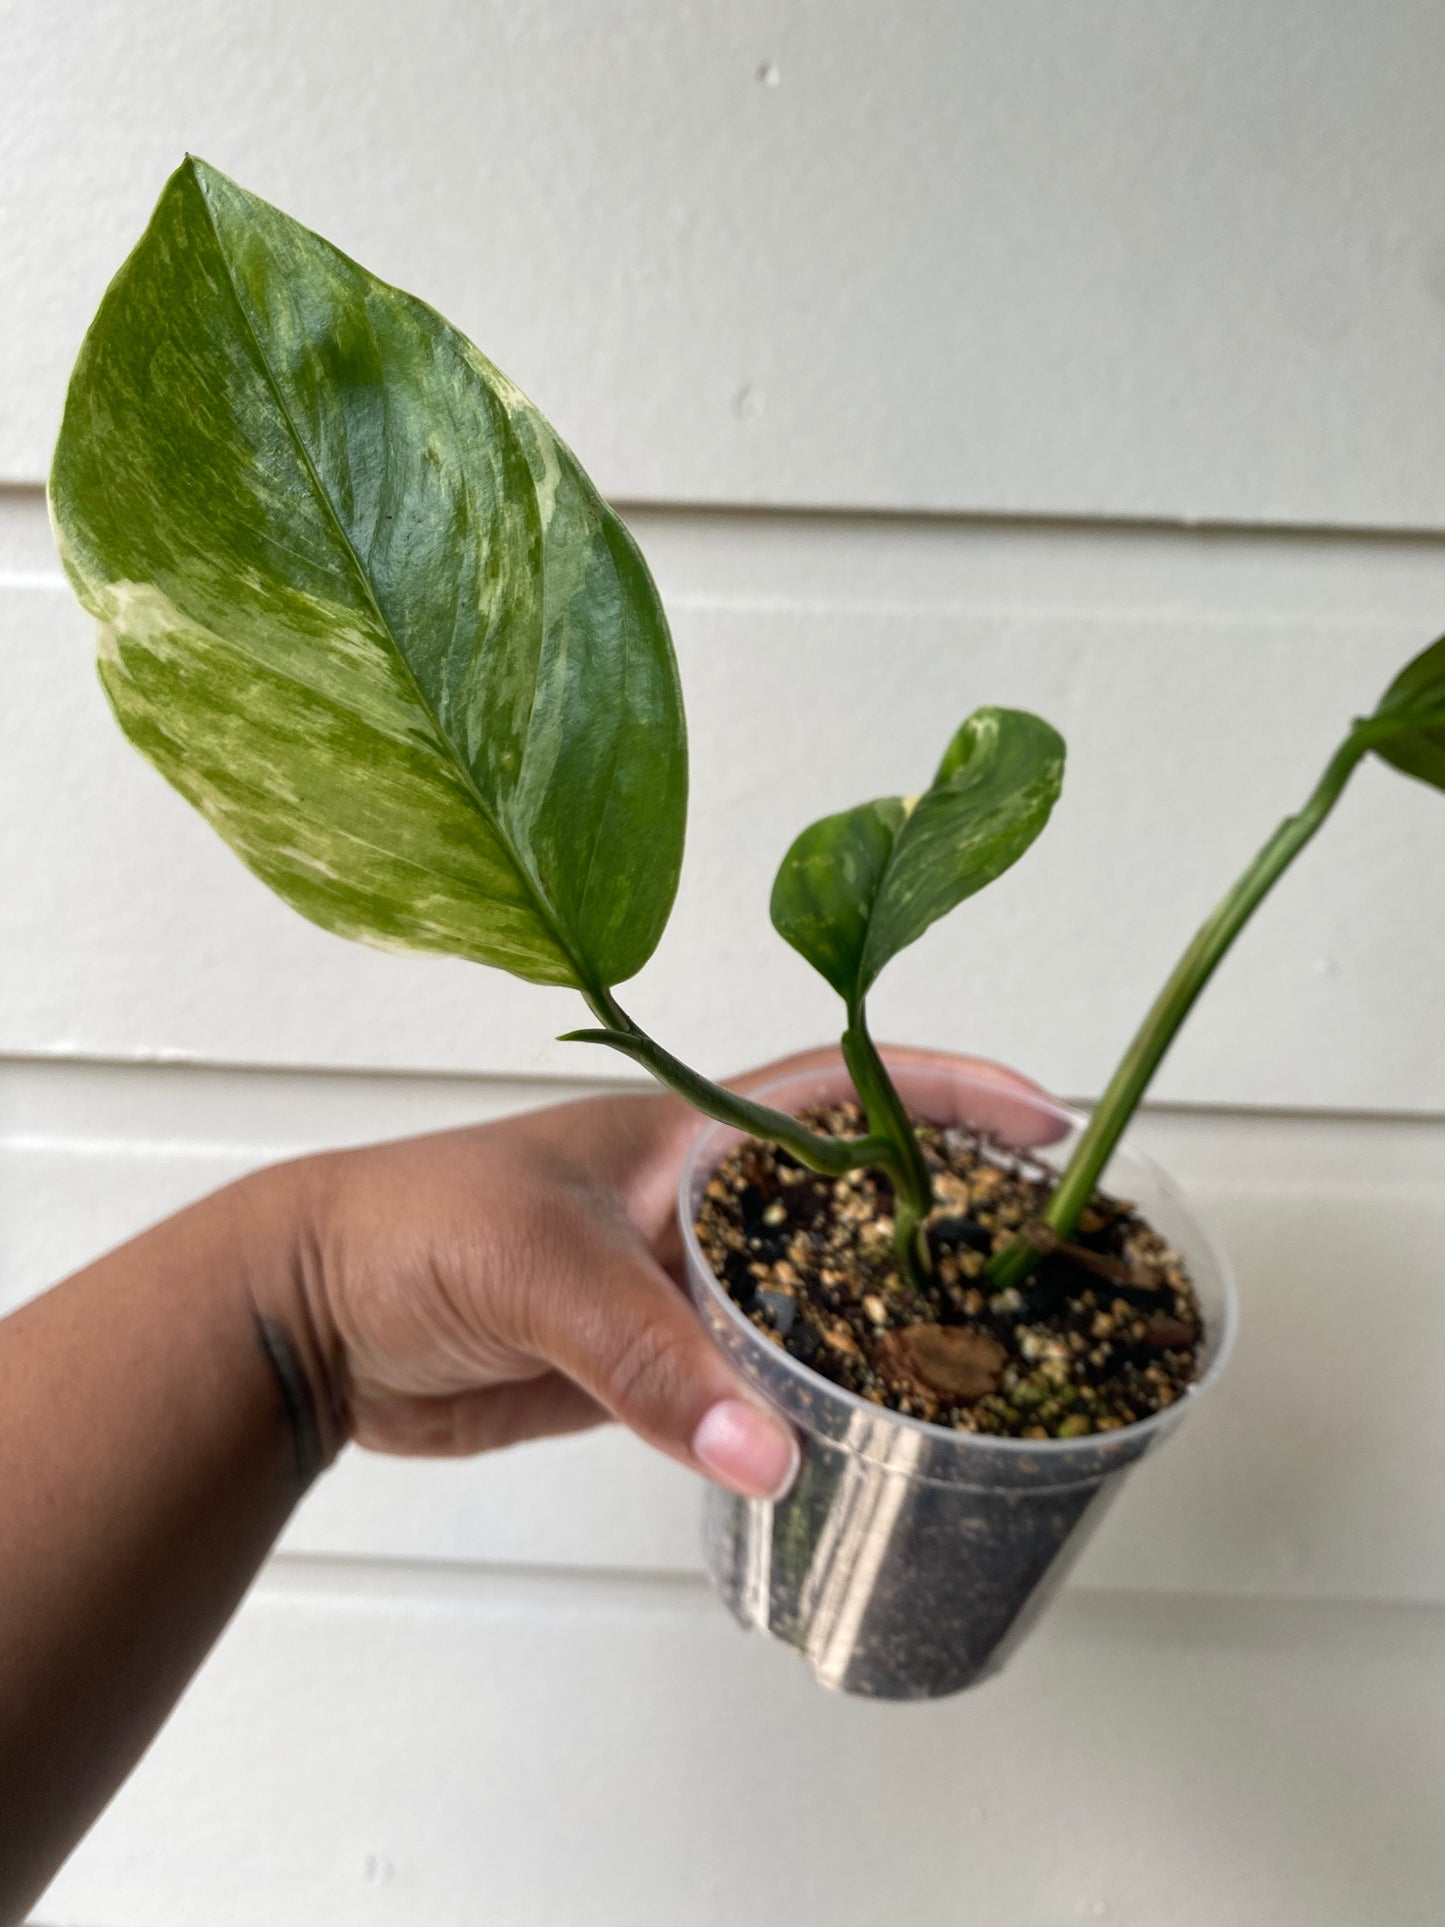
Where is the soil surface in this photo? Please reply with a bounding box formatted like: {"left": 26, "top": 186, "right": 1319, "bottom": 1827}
{"left": 695, "top": 1102, "right": 1204, "bottom": 1439}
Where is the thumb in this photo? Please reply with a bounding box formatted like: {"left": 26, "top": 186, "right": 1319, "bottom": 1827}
{"left": 519, "top": 1235, "right": 800, "bottom": 1501}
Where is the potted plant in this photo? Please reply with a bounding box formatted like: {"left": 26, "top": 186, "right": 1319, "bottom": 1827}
{"left": 50, "top": 160, "right": 1445, "bottom": 1698}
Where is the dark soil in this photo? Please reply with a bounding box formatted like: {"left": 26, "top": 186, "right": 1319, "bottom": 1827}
{"left": 695, "top": 1102, "right": 1203, "bottom": 1440}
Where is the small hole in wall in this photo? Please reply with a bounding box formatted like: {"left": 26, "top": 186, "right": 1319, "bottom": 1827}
{"left": 756, "top": 61, "right": 781, "bottom": 87}
{"left": 362, "top": 1852, "right": 394, "bottom": 1888}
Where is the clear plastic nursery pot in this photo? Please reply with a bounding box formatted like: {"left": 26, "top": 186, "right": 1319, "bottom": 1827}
{"left": 678, "top": 1053, "right": 1237, "bottom": 1701}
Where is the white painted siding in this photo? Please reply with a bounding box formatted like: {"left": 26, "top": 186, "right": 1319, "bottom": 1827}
{"left": 3, "top": 4, "right": 1444, "bottom": 1921}
{"left": 33, "top": 1571, "right": 1445, "bottom": 1927}
{"left": 8, "top": 1, "right": 1445, "bottom": 528}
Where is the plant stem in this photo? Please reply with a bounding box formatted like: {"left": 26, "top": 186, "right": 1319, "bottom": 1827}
{"left": 566, "top": 991, "right": 897, "bottom": 1179}
{"left": 986, "top": 716, "right": 1389, "bottom": 1291}
{"left": 841, "top": 1005, "right": 936, "bottom": 1280}
{"left": 568, "top": 997, "right": 937, "bottom": 1284}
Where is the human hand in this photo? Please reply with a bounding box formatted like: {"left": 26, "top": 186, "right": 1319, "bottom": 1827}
{"left": 266, "top": 1046, "right": 1055, "bottom": 1499}
{"left": 0, "top": 1041, "right": 1062, "bottom": 1919}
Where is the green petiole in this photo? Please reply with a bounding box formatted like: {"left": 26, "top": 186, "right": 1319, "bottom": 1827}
{"left": 569, "top": 990, "right": 937, "bottom": 1284}
{"left": 987, "top": 698, "right": 1445, "bottom": 1291}
{"left": 567, "top": 992, "right": 897, "bottom": 1182}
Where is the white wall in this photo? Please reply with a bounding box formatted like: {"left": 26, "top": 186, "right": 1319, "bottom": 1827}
{"left": 4, "top": 3, "right": 1445, "bottom": 1921}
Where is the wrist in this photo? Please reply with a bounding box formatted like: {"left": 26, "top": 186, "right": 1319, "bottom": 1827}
{"left": 227, "top": 1157, "right": 351, "bottom": 1479}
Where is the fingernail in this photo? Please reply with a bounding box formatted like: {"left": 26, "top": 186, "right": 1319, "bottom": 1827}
{"left": 692, "top": 1398, "right": 801, "bottom": 1499}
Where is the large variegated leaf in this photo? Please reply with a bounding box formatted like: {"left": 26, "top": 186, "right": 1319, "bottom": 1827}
{"left": 1372, "top": 634, "right": 1445, "bottom": 793}
{"left": 50, "top": 157, "right": 686, "bottom": 993}
{"left": 770, "top": 707, "right": 1065, "bottom": 1005}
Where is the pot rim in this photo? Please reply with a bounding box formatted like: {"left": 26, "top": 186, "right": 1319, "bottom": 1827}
{"left": 676, "top": 1047, "right": 1238, "bottom": 1462}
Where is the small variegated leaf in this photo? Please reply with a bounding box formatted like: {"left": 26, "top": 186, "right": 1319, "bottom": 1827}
{"left": 763, "top": 797, "right": 908, "bottom": 1000}
{"left": 770, "top": 707, "right": 1065, "bottom": 1004}
{"left": 1372, "top": 634, "right": 1445, "bottom": 794}
{"left": 50, "top": 158, "right": 687, "bottom": 994}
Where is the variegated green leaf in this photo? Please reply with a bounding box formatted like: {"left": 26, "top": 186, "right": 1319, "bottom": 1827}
{"left": 770, "top": 707, "right": 1065, "bottom": 1004}
{"left": 50, "top": 157, "right": 687, "bottom": 994}
{"left": 765, "top": 797, "right": 907, "bottom": 1001}
{"left": 1372, "top": 634, "right": 1445, "bottom": 794}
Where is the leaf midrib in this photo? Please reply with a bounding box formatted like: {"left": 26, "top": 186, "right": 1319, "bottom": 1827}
{"left": 189, "top": 167, "right": 593, "bottom": 994}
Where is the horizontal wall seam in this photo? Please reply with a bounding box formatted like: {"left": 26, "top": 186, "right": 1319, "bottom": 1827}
{"left": 2, "top": 1049, "right": 1443, "bottom": 1128}
{"left": 11, "top": 477, "right": 1445, "bottom": 551}
{"left": 258, "top": 1549, "right": 1445, "bottom": 1626}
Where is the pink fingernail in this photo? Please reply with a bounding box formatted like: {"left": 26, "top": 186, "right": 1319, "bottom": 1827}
{"left": 692, "top": 1398, "right": 800, "bottom": 1500}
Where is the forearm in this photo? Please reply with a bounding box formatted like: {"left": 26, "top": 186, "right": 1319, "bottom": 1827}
{"left": 0, "top": 1072, "right": 826, "bottom": 1917}
{"left": 0, "top": 1161, "right": 336, "bottom": 1921}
